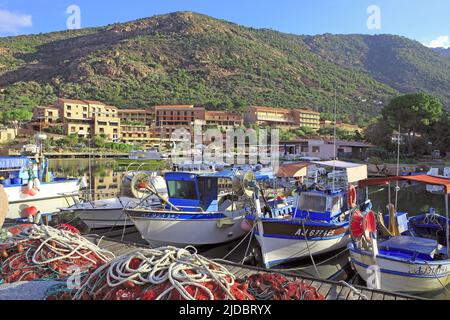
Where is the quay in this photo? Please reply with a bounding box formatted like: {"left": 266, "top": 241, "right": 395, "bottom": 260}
{"left": 44, "top": 152, "right": 128, "bottom": 159}
{"left": 87, "top": 235, "right": 420, "bottom": 301}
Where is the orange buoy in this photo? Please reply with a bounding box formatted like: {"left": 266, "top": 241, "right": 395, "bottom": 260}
{"left": 22, "top": 206, "right": 38, "bottom": 217}
{"left": 347, "top": 184, "right": 357, "bottom": 209}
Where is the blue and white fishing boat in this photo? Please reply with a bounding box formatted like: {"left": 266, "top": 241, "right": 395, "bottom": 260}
{"left": 349, "top": 175, "right": 450, "bottom": 294}
{"left": 125, "top": 170, "right": 260, "bottom": 247}
{"left": 246, "top": 161, "right": 368, "bottom": 268}
{"left": 0, "top": 155, "right": 80, "bottom": 219}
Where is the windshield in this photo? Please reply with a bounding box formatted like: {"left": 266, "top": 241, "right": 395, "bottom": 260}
{"left": 298, "top": 193, "right": 327, "bottom": 213}
{"left": 167, "top": 180, "right": 198, "bottom": 200}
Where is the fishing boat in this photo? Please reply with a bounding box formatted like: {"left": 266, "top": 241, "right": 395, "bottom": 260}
{"left": 0, "top": 156, "right": 80, "bottom": 219}
{"left": 124, "top": 170, "right": 259, "bottom": 247}
{"left": 59, "top": 173, "right": 167, "bottom": 230}
{"left": 348, "top": 175, "right": 450, "bottom": 294}
{"left": 245, "top": 161, "right": 368, "bottom": 268}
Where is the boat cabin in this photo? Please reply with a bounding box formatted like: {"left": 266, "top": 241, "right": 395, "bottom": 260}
{"left": 164, "top": 172, "right": 220, "bottom": 212}
{"left": 293, "top": 189, "right": 347, "bottom": 222}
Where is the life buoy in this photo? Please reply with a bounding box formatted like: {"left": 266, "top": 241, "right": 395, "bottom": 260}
{"left": 350, "top": 210, "right": 377, "bottom": 241}
{"left": 21, "top": 206, "right": 38, "bottom": 218}
{"left": 347, "top": 184, "right": 357, "bottom": 209}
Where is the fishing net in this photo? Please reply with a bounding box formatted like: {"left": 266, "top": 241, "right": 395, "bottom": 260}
{"left": 44, "top": 247, "right": 324, "bottom": 301}
{"left": 0, "top": 224, "right": 114, "bottom": 284}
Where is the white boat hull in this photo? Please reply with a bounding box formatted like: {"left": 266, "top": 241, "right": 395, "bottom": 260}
{"left": 5, "top": 180, "right": 80, "bottom": 219}
{"left": 255, "top": 233, "right": 350, "bottom": 268}
{"left": 59, "top": 197, "right": 148, "bottom": 229}
{"left": 349, "top": 245, "right": 450, "bottom": 293}
{"left": 69, "top": 208, "right": 133, "bottom": 229}
{"left": 127, "top": 210, "right": 247, "bottom": 247}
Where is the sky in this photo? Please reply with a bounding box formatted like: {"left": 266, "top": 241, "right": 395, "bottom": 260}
{"left": 0, "top": 0, "right": 449, "bottom": 48}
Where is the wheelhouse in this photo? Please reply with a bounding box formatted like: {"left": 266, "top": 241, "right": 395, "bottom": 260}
{"left": 293, "top": 190, "right": 346, "bottom": 222}
{"left": 164, "top": 172, "right": 220, "bottom": 212}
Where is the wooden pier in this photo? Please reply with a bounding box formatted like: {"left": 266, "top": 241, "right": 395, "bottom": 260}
{"left": 87, "top": 235, "right": 420, "bottom": 301}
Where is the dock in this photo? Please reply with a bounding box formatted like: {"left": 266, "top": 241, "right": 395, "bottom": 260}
{"left": 44, "top": 153, "right": 128, "bottom": 159}
{"left": 87, "top": 235, "right": 420, "bottom": 301}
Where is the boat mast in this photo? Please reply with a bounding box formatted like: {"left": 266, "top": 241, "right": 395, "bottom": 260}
{"left": 446, "top": 193, "right": 449, "bottom": 258}
{"left": 332, "top": 86, "right": 337, "bottom": 192}
{"left": 395, "top": 125, "right": 401, "bottom": 211}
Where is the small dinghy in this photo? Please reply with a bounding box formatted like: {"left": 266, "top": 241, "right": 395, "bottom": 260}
{"left": 349, "top": 175, "right": 450, "bottom": 294}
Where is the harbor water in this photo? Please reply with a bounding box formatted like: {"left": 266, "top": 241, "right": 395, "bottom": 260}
{"left": 47, "top": 158, "right": 449, "bottom": 299}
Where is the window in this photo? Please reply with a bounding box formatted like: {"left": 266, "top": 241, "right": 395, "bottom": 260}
{"left": 297, "top": 193, "right": 327, "bottom": 213}
{"left": 67, "top": 112, "right": 72, "bottom": 118}
{"left": 312, "top": 146, "right": 320, "bottom": 153}
{"left": 167, "top": 180, "right": 197, "bottom": 200}
{"left": 67, "top": 105, "right": 72, "bottom": 110}
{"left": 100, "top": 128, "right": 105, "bottom": 133}
{"left": 71, "top": 127, "right": 75, "bottom": 133}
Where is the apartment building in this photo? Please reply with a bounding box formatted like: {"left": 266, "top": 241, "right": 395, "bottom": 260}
{"left": 120, "top": 124, "right": 154, "bottom": 145}
{"left": 244, "top": 106, "right": 320, "bottom": 130}
{"left": 118, "top": 109, "right": 154, "bottom": 126}
{"left": 294, "top": 109, "right": 321, "bottom": 130}
{"left": 154, "top": 105, "right": 206, "bottom": 141}
{"left": 32, "top": 106, "right": 60, "bottom": 126}
{"left": 205, "top": 111, "right": 242, "bottom": 130}
{"left": 53, "top": 99, "right": 120, "bottom": 141}
{"left": 0, "top": 127, "right": 16, "bottom": 144}
{"left": 244, "top": 106, "right": 296, "bottom": 128}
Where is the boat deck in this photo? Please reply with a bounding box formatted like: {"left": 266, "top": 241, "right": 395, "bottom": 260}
{"left": 87, "top": 235, "right": 420, "bottom": 301}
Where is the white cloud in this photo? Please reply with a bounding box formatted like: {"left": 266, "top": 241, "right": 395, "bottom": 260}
{"left": 0, "top": 9, "right": 32, "bottom": 34}
{"left": 424, "top": 35, "right": 450, "bottom": 49}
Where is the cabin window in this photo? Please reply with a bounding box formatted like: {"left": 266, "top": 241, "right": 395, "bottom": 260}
{"left": 167, "top": 180, "right": 197, "bottom": 200}
{"left": 298, "top": 193, "right": 327, "bottom": 213}
{"left": 329, "top": 195, "right": 342, "bottom": 214}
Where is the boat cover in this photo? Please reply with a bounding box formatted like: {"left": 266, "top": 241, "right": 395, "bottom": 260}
{"left": 312, "top": 160, "right": 368, "bottom": 183}
{"left": 0, "top": 157, "right": 29, "bottom": 170}
{"left": 380, "top": 236, "right": 439, "bottom": 258}
{"left": 359, "top": 175, "right": 450, "bottom": 194}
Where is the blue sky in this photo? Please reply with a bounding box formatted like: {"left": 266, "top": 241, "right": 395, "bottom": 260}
{"left": 0, "top": 0, "right": 449, "bottom": 47}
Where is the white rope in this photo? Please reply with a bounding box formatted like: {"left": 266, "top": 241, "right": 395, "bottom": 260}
{"left": 339, "top": 280, "right": 369, "bottom": 300}
{"left": 73, "top": 246, "right": 252, "bottom": 300}
{"left": 302, "top": 217, "right": 321, "bottom": 279}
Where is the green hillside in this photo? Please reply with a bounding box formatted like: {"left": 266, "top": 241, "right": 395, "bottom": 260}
{"left": 0, "top": 12, "right": 448, "bottom": 124}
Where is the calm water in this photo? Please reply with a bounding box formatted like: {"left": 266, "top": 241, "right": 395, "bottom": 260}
{"left": 49, "top": 159, "right": 450, "bottom": 299}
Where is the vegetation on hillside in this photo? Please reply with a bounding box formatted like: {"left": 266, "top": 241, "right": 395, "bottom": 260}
{"left": 1, "top": 12, "right": 448, "bottom": 124}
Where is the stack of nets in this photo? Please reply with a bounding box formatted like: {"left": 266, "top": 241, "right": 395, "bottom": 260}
{"left": 246, "top": 273, "right": 325, "bottom": 300}
{"left": 0, "top": 224, "right": 114, "bottom": 284}
{"left": 45, "top": 246, "right": 325, "bottom": 301}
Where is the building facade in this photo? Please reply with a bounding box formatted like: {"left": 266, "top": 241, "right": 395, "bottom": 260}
{"left": 205, "top": 111, "right": 242, "bottom": 130}
{"left": 118, "top": 109, "right": 154, "bottom": 126}
{"left": 245, "top": 106, "right": 320, "bottom": 130}
{"left": 154, "top": 105, "right": 206, "bottom": 141}
{"left": 53, "top": 99, "right": 120, "bottom": 141}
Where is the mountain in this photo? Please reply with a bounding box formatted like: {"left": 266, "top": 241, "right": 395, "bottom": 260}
{"left": 433, "top": 47, "right": 450, "bottom": 58}
{"left": 0, "top": 11, "right": 449, "bottom": 124}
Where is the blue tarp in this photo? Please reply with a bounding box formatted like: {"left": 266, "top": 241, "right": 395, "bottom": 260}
{"left": 0, "top": 157, "right": 29, "bottom": 170}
